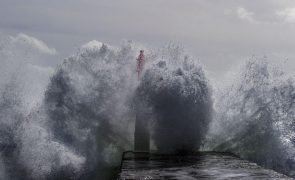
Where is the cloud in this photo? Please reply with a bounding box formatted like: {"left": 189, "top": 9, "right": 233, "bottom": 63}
{"left": 13, "top": 33, "right": 57, "bottom": 55}
{"left": 277, "top": 8, "right": 295, "bottom": 23}
{"left": 2, "top": 0, "right": 295, "bottom": 81}
{"left": 0, "top": 33, "right": 59, "bottom": 69}
{"left": 237, "top": 7, "right": 256, "bottom": 23}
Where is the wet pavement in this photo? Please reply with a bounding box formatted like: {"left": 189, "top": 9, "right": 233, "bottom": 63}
{"left": 119, "top": 151, "right": 292, "bottom": 179}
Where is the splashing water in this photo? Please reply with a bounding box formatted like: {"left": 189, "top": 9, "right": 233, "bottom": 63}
{"left": 206, "top": 58, "right": 295, "bottom": 177}
{"left": 136, "top": 44, "right": 212, "bottom": 153}
{"left": 44, "top": 40, "right": 140, "bottom": 179}
{"left": 0, "top": 33, "right": 84, "bottom": 179}
{"left": 2, "top": 33, "right": 295, "bottom": 179}
{"left": 44, "top": 41, "right": 212, "bottom": 178}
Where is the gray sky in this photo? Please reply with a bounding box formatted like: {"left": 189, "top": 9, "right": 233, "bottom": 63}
{"left": 1, "top": 0, "right": 295, "bottom": 80}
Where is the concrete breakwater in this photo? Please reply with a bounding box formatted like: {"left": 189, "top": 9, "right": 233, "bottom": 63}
{"left": 119, "top": 151, "right": 292, "bottom": 179}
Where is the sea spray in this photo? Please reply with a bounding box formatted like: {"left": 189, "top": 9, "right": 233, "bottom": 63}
{"left": 45, "top": 42, "right": 213, "bottom": 178}
{"left": 137, "top": 44, "right": 213, "bottom": 153}
{"left": 206, "top": 58, "right": 295, "bottom": 177}
{"left": 44, "top": 40, "right": 139, "bottom": 179}
{"left": 0, "top": 34, "right": 213, "bottom": 179}
{"left": 0, "top": 34, "right": 83, "bottom": 179}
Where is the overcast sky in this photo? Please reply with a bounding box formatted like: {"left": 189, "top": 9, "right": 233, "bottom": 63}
{"left": 1, "top": 0, "right": 295, "bottom": 80}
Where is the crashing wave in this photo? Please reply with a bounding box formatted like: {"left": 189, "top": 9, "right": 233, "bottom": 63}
{"left": 0, "top": 34, "right": 83, "bottom": 179}
{"left": 206, "top": 58, "right": 295, "bottom": 177}
{"left": 44, "top": 40, "right": 140, "bottom": 179}
{"left": 44, "top": 42, "right": 213, "bottom": 178}
{"left": 136, "top": 44, "right": 212, "bottom": 153}
{"left": 0, "top": 33, "right": 212, "bottom": 179}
